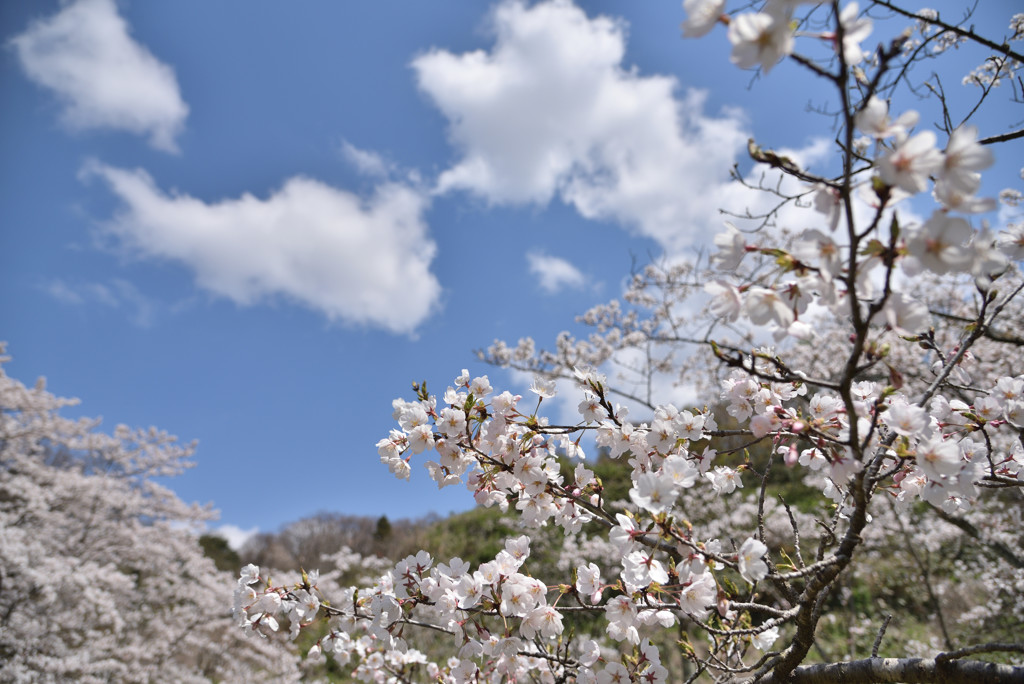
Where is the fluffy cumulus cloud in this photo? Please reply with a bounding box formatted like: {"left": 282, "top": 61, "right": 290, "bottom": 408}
{"left": 413, "top": 0, "right": 750, "bottom": 253}
{"left": 85, "top": 163, "right": 441, "bottom": 334}
{"left": 527, "top": 251, "right": 586, "bottom": 293}
{"left": 10, "top": 0, "right": 188, "bottom": 152}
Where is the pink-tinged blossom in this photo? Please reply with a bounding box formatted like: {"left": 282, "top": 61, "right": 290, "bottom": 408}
{"left": 291, "top": 589, "right": 321, "bottom": 624}
{"left": 579, "top": 639, "right": 601, "bottom": 667}
{"left": 809, "top": 393, "right": 842, "bottom": 420}
{"left": 750, "top": 412, "right": 781, "bottom": 438}
{"left": 705, "top": 279, "right": 743, "bottom": 322}
{"left": 443, "top": 386, "right": 466, "bottom": 406}
{"left": 1004, "top": 400, "right": 1024, "bottom": 428}
{"left": 438, "top": 407, "right": 467, "bottom": 438}
{"left": 882, "top": 400, "right": 928, "bottom": 437}
{"left": 855, "top": 96, "right": 919, "bottom": 139}
{"left": 499, "top": 581, "right": 532, "bottom": 617}
{"left": 630, "top": 471, "right": 678, "bottom": 513}
{"left": 728, "top": 8, "right": 795, "bottom": 74}
{"left": 916, "top": 437, "right": 963, "bottom": 480}
{"left": 622, "top": 550, "right": 670, "bottom": 589}
{"left": 376, "top": 429, "right": 405, "bottom": 461}
{"left": 835, "top": 2, "right": 873, "bottom": 65}
{"left": 799, "top": 447, "right": 829, "bottom": 471}
{"left": 830, "top": 450, "right": 862, "bottom": 484}
{"left": 407, "top": 424, "right": 434, "bottom": 455}
{"left": 489, "top": 391, "right": 518, "bottom": 417}
{"left": 455, "top": 574, "right": 484, "bottom": 609}
{"left": 934, "top": 183, "right": 997, "bottom": 213}
{"left": 706, "top": 465, "right": 743, "bottom": 494}
{"left": 578, "top": 393, "right": 607, "bottom": 422}
{"left": 744, "top": 287, "right": 795, "bottom": 328}
{"left": 992, "top": 376, "right": 1024, "bottom": 405}
{"left": 597, "top": 662, "right": 631, "bottom": 684}
{"left": 504, "top": 535, "right": 531, "bottom": 564}
{"left": 681, "top": 0, "right": 725, "bottom": 37}
{"left": 661, "top": 454, "right": 699, "bottom": 489}
{"left": 738, "top": 537, "right": 769, "bottom": 583}
{"left": 576, "top": 563, "right": 604, "bottom": 603}
{"left": 711, "top": 222, "right": 749, "bottom": 270}
{"left": 610, "top": 513, "right": 643, "bottom": 552}
{"left": 998, "top": 223, "right": 1024, "bottom": 261}
{"left": 752, "top": 625, "right": 780, "bottom": 650}
{"left": 969, "top": 229, "right": 1010, "bottom": 284}
{"left": 605, "top": 596, "right": 640, "bottom": 643}
{"left": 904, "top": 212, "right": 974, "bottom": 274}
{"left": 647, "top": 419, "right": 676, "bottom": 454}
{"left": 520, "top": 605, "right": 564, "bottom": 639}
{"left": 938, "top": 125, "right": 994, "bottom": 196}
{"left": 812, "top": 183, "right": 844, "bottom": 232}
{"left": 973, "top": 396, "right": 1003, "bottom": 422}
{"left": 530, "top": 376, "right": 558, "bottom": 398}
{"left": 880, "top": 131, "right": 942, "bottom": 194}
{"left": 397, "top": 403, "right": 429, "bottom": 431}
{"left": 794, "top": 229, "right": 843, "bottom": 277}
{"left": 675, "top": 410, "right": 705, "bottom": 440}
{"left": 239, "top": 563, "right": 261, "bottom": 585}
{"left": 678, "top": 570, "right": 717, "bottom": 617}
{"left": 469, "top": 375, "right": 492, "bottom": 397}
{"left": 878, "top": 131, "right": 945, "bottom": 194}
{"left": 884, "top": 291, "right": 931, "bottom": 336}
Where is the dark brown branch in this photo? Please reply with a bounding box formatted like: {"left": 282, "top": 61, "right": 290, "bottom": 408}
{"left": 869, "top": 0, "right": 1024, "bottom": 63}
{"left": 765, "top": 656, "right": 1024, "bottom": 684}
{"left": 979, "top": 128, "right": 1024, "bottom": 145}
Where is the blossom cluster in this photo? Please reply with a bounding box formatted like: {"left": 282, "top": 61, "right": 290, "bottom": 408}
{"left": 235, "top": 2, "right": 1024, "bottom": 680}
{"left": 238, "top": 363, "right": 784, "bottom": 680}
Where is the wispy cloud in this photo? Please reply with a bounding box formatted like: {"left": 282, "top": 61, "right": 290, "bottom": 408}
{"left": 526, "top": 251, "right": 586, "bottom": 293}
{"left": 10, "top": 0, "right": 188, "bottom": 152}
{"left": 413, "top": 0, "right": 750, "bottom": 253}
{"left": 83, "top": 162, "right": 441, "bottom": 334}
{"left": 43, "top": 277, "right": 158, "bottom": 327}
{"left": 341, "top": 140, "right": 392, "bottom": 178}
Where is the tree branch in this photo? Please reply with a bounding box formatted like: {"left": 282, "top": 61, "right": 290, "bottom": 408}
{"left": 869, "top": 0, "right": 1024, "bottom": 63}
{"left": 763, "top": 656, "right": 1024, "bottom": 684}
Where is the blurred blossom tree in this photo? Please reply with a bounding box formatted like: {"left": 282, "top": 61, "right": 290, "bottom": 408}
{"left": 234, "top": 2, "right": 1024, "bottom": 682}
{"left": 0, "top": 345, "right": 300, "bottom": 683}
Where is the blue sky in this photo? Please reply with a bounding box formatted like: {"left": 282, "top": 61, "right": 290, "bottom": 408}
{"left": 2, "top": 0, "right": 1019, "bottom": 546}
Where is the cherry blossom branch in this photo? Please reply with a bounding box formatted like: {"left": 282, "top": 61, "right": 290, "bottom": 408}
{"left": 917, "top": 281, "right": 1024, "bottom": 407}
{"left": 869, "top": 0, "right": 1024, "bottom": 63}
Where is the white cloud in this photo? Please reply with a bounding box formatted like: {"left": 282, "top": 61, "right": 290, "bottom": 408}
{"left": 526, "top": 251, "right": 586, "bottom": 293}
{"left": 84, "top": 162, "right": 441, "bottom": 334}
{"left": 341, "top": 140, "right": 392, "bottom": 178}
{"left": 10, "top": 0, "right": 188, "bottom": 152}
{"left": 43, "top": 277, "right": 158, "bottom": 327}
{"left": 412, "top": 0, "right": 750, "bottom": 253}
{"left": 211, "top": 524, "right": 259, "bottom": 551}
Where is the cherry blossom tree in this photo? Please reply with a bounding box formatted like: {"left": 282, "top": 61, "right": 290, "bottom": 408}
{"left": 0, "top": 345, "right": 300, "bottom": 683}
{"left": 234, "top": 2, "right": 1024, "bottom": 682}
